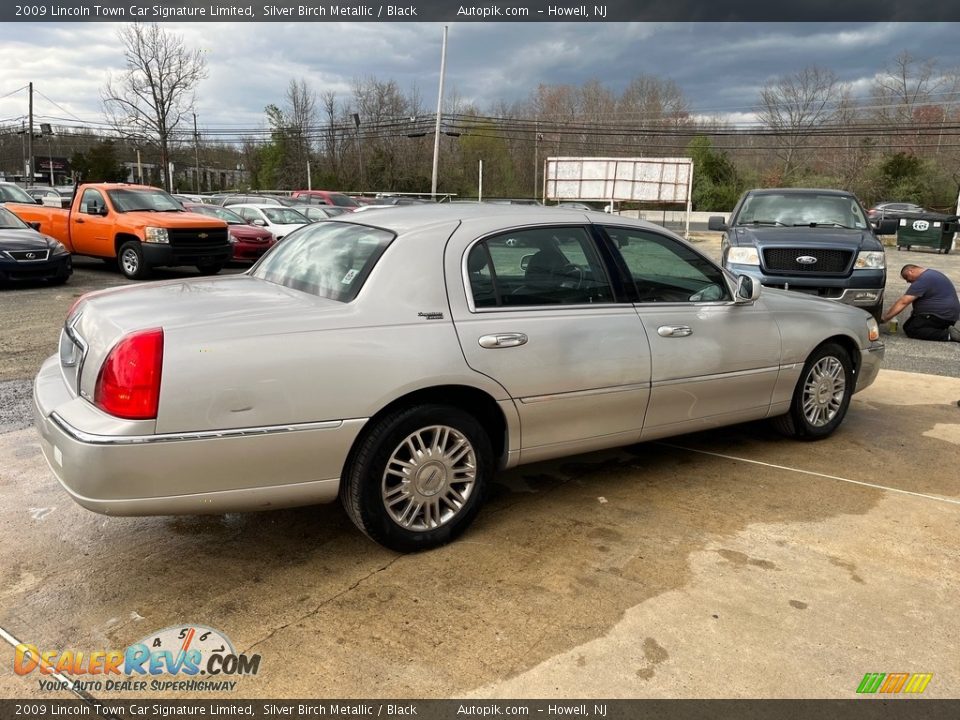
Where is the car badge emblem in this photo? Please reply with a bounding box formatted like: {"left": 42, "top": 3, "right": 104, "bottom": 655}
{"left": 796, "top": 255, "right": 817, "bottom": 264}
{"left": 912, "top": 220, "right": 929, "bottom": 232}
{"left": 25, "top": 252, "right": 36, "bottom": 259}
{"left": 198, "top": 232, "right": 209, "bottom": 239}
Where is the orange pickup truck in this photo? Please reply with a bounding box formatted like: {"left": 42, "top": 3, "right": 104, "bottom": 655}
{"left": 9, "top": 183, "right": 231, "bottom": 280}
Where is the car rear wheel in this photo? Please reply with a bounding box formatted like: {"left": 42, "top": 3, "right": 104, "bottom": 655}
{"left": 772, "top": 342, "right": 853, "bottom": 440}
{"left": 340, "top": 404, "right": 492, "bottom": 552}
{"left": 196, "top": 263, "right": 224, "bottom": 276}
{"left": 118, "top": 241, "right": 150, "bottom": 280}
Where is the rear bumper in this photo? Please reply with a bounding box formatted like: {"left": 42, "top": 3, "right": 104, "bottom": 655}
{"left": 33, "top": 355, "right": 365, "bottom": 516}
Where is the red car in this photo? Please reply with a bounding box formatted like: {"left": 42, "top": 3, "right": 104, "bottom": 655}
{"left": 289, "top": 190, "right": 360, "bottom": 211}
{"left": 182, "top": 203, "right": 276, "bottom": 262}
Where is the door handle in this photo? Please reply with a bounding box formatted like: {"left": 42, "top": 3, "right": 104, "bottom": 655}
{"left": 75, "top": 218, "right": 85, "bottom": 224}
{"left": 657, "top": 325, "right": 692, "bottom": 337}
{"left": 478, "top": 333, "right": 528, "bottom": 349}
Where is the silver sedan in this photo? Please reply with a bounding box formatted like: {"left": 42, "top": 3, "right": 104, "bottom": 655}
{"left": 34, "top": 206, "right": 884, "bottom": 551}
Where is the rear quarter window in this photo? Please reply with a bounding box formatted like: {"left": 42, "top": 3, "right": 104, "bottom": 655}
{"left": 251, "top": 221, "right": 394, "bottom": 302}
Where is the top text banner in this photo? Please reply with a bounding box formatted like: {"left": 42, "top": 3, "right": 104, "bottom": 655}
{"left": 5, "top": 0, "right": 960, "bottom": 21}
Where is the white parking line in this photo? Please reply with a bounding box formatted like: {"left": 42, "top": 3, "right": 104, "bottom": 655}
{"left": 659, "top": 443, "right": 960, "bottom": 507}
{"left": 0, "top": 625, "right": 101, "bottom": 704}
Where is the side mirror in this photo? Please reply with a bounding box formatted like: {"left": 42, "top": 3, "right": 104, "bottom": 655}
{"left": 873, "top": 218, "right": 899, "bottom": 236}
{"left": 708, "top": 216, "right": 728, "bottom": 232}
{"left": 35, "top": 198, "right": 43, "bottom": 205}
{"left": 520, "top": 254, "right": 534, "bottom": 271}
{"left": 27, "top": 221, "right": 41, "bottom": 231}
{"left": 252, "top": 218, "right": 267, "bottom": 227}
{"left": 735, "top": 274, "right": 761, "bottom": 303}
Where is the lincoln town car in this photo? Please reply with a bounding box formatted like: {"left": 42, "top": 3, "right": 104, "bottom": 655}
{"left": 34, "top": 206, "right": 884, "bottom": 551}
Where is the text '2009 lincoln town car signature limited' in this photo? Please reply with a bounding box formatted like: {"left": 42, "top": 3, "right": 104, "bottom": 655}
{"left": 34, "top": 205, "right": 884, "bottom": 551}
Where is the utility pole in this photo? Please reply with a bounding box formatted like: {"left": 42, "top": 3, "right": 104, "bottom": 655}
{"left": 352, "top": 113, "right": 364, "bottom": 189}
{"left": 27, "top": 82, "right": 34, "bottom": 187}
{"left": 193, "top": 112, "right": 200, "bottom": 193}
{"left": 430, "top": 25, "right": 448, "bottom": 200}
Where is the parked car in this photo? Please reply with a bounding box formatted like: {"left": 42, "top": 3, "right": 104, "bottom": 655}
{"left": 290, "top": 190, "right": 360, "bottom": 210}
{"left": 867, "top": 201, "right": 926, "bottom": 222}
{"left": 27, "top": 186, "right": 72, "bottom": 208}
{"left": 228, "top": 204, "right": 310, "bottom": 241}
{"left": 34, "top": 205, "right": 883, "bottom": 552}
{"left": 0, "top": 182, "right": 39, "bottom": 205}
{"left": 288, "top": 204, "right": 345, "bottom": 222}
{"left": 221, "top": 194, "right": 295, "bottom": 207}
{"left": 710, "top": 188, "right": 897, "bottom": 321}
{"left": 181, "top": 203, "right": 276, "bottom": 263}
{"left": 0, "top": 205, "right": 72, "bottom": 284}
{"left": 8, "top": 183, "right": 230, "bottom": 280}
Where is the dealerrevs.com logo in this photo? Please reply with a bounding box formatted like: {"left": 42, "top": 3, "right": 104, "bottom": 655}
{"left": 15, "top": 625, "right": 261, "bottom": 693}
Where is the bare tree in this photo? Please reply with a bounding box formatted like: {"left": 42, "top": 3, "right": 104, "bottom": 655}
{"left": 101, "top": 23, "right": 207, "bottom": 190}
{"left": 757, "top": 66, "right": 840, "bottom": 182}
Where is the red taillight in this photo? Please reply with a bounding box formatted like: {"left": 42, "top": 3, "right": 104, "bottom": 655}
{"left": 94, "top": 328, "right": 164, "bottom": 420}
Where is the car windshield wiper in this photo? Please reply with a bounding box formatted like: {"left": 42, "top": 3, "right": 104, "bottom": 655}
{"left": 793, "top": 222, "right": 854, "bottom": 229}
{"left": 738, "top": 219, "right": 788, "bottom": 227}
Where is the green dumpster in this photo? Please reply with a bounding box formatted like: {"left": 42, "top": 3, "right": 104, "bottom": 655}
{"left": 896, "top": 213, "right": 956, "bottom": 254}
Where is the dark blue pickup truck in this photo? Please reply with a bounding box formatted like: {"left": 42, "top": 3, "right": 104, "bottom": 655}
{"left": 709, "top": 188, "right": 898, "bottom": 320}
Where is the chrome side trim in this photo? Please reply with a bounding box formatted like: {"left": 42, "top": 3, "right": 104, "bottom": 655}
{"left": 49, "top": 413, "right": 346, "bottom": 446}
{"left": 651, "top": 365, "right": 781, "bottom": 388}
{"left": 519, "top": 382, "right": 651, "bottom": 405}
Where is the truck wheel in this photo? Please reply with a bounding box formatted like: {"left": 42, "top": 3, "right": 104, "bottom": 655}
{"left": 196, "top": 263, "right": 224, "bottom": 276}
{"left": 118, "top": 241, "right": 150, "bottom": 280}
{"left": 340, "top": 404, "right": 492, "bottom": 553}
{"left": 771, "top": 342, "right": 853, "bottom": 441}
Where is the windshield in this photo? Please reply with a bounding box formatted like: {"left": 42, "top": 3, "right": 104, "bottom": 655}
{"left": 0, "top": 183, "right": 37, "bottom": 204}
{"left": 0, "top": 206, "right": 29, "bottom": 229}
{"left": 107, "top": 188, "right": 183, "bottom": 212}
{"left": 262, "top": 207, "right": 308, "bottom": 224}
{"left": 330, "top": 193, "right": 360, "bottom": 208}
{"left": 736, "top": 193, "right": 868, "bottom": 229}
{"left": 188, "top": 205, "right": 245, "bottom": 225}
{"left": 251, "top": 221, "right": 394, "bottom": 302}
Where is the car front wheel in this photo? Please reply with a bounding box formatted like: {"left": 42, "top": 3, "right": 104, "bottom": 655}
{"left": 772, "top": 342, "right": 853, "bottom": 440}
{"left": 118, "top": 241, "right": 150, "bottom": 280}
{"left": 340, "top": 404, "right": 492, "bottom": 552}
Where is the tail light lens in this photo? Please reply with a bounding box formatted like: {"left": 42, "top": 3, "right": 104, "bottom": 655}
{"left": 94, "top": 328, "right": 164, "bottom": 420}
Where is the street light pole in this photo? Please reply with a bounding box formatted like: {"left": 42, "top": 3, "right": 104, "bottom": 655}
{"left": 430, "top": 25, "right": 448, "bottom": 201}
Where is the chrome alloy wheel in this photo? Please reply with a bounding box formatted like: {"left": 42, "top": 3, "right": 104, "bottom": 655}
{"left": 120, "top": 248, "right": 140, "bottom": 276}
{"left": 802, "top": 356, "right": 846, "bottom": 427}
{"left": 381, "top": 425, "right": 477, "bottom": 532}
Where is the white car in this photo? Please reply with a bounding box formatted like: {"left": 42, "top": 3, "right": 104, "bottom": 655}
{"left": 229, "top": 204, "right": 310, "bottom": 241}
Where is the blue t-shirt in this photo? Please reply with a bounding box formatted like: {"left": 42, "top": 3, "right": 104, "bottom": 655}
{"left": 908, "top": 269, "right": 960, "bottom": 322}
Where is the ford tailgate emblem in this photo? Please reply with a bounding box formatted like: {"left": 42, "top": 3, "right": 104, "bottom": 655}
{"left": 796, "top": 255, "right": 817, "bottom": 264}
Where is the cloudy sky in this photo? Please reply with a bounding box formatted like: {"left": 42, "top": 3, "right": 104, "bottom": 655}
{"left": 2, "top": 22, "right": 959, "bottom": 135}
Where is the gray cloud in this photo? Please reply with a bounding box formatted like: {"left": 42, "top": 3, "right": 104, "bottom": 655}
{"left": 1, "top": 22, "right": 959, "bottom": 132}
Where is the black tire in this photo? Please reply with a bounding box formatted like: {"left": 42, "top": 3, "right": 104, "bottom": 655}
{"left": 197, "top": 263, "right": 224, "bottom": 276}
{"left": 340, "top": 404, "right": 493, "bottom": 552}
{"left": 118, "top": 241, "right": 150, "bottom": 280}
{"left": 867, "top": 302, "right": 883, "bottom": 323}
{"left": 771, "top": 342, "right": 854, "bottom": 441}
{"left": 48, "top": 274, "right": 70, "bottom": 286}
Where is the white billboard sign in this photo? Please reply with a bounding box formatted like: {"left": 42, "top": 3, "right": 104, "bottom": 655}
{"left": 545, "top": 156, "right": 694, "bottom": 236}
{"left": 545, "top": 156, "right": 693, "bottom": 204}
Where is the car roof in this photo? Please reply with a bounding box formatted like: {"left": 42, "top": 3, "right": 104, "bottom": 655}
{"left": 327, "top": 203, "right": 676, "bottom": 237}
{"left": 747, "top": 188, "right": 853, "bottom": 197}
